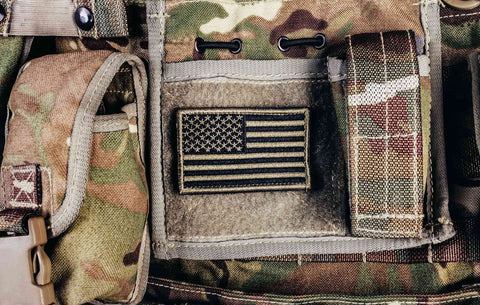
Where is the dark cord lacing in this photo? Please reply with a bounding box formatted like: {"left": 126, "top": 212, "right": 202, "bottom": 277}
{"left": 194, "top": 33, "right": 326, "bottom": 54}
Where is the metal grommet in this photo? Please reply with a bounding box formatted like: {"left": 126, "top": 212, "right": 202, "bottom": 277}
{"left": 230, "top": 38, "right": 242, "bottom": 54}
{"left": 0, "top": 5, "right": 6, "bottom": 23}
{"left": 277, "top": 36, "right": 290, "bottom": 52}
{"left": 194, "top": 37, "right": 206, "bottom": 54}
{"left": 75, "top": 6, "right": 94, "bottom": 31}
{"left": 443, "top": 0, "right": 480, "bottom": 10}
{"left": 313, "top": 33, "right": 326, "bottom": 50}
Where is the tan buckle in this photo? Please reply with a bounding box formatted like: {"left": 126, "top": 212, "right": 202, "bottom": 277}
{"left": 0, "top": 217, "right": 56, "bottom": 305}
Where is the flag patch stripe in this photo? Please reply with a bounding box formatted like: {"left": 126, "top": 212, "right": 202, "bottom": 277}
{"left": 246, "top": 136, "right": 305, "bottom": 143}
{"left": 184, "top": 177, "right": 307, "bottom": 188}
{"left": 183, "top": 167, "right": 306, "bottom": 176}
{"left": 183, "top": 157, "right": 305, "bottom": 167}
{"left": 178, "top": 108, "right": 310, "bottom": 194}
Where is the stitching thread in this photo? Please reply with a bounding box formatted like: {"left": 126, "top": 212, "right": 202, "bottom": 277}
{"left": 440, "top": 11, "right": 480, "bottom": 19}
{"left": 165, "top": 72, "right": 326, "bottom": 80}
{"left": 165, "top": 0, "right": 291, "bottom": 9}
{"left": 407, "top": 30, "right": 423, "bottom": 236}
{"left": 167, "top": 230, "right": 341, "bottom": 242}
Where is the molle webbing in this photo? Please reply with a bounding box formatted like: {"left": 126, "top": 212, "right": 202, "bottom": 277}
{"left": 0, "top": 0, "right": 128, "bottom": 38}
{"left": 346, "top": 31, "right": 424, "bottom": 239}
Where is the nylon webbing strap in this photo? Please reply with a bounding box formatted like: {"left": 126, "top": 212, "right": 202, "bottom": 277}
{"left": 0, "top": 0, "right": 128, "bottom": 38}
{"left": 0, "top": 164, "right": 42, "bottom": 233}
{"left": 346, "top": 31, "right": 424, "bottom": 238}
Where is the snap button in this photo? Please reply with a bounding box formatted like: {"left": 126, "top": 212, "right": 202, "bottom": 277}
{"left": 74, "top": 6, "right": 94, "bottom": 31}
{"left": 0, "top": 5, "right": 6, "bottom": 23}
{"left": 443, "top": 0, "right": 480, "bottom": 10}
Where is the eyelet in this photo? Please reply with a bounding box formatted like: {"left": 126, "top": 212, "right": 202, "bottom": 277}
{"left": 194, "top": 37, "right": 206, "bottom": 54}
{"left": 277, "top": 36, "right": 290, "bottom": 52}
{"left": 230, "top": 38, "right": 242, "bottom": 54}
{"left": 313, "top": 33, "right": 326, "bottom": 50}
{"left": 443, "top": 0, "right": 480, "bottom": 10}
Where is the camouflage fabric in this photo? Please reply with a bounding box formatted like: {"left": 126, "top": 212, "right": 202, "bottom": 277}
{"left": 144, "top": 272, "right": 480, "bottom": 304}
{"left": 49, "top": 125, "right": 148, "bottom": 305}
{"left": 164, "top": 0, "right": 424, "bottom": 62}
{"left": 0, "top": 37, "right": 23, "bottom": 164}
{"left": 0, "top": 51, "right": 112, "bottom": 233}
{"left": 346, "top": 31, "right": 424, "bottom": 238}
{"left": 440, "top": 5, "right": 480, "bottom": 66}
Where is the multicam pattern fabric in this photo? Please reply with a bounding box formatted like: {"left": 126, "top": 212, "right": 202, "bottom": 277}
{"left": 164, "top": 0, "right": 424, "bottom": 62}
{"left": 242, "top": 217, "right": 480, "bottom": 263}
{"left": 440, "top": 4, "right": 480, "bottom": 66}
{"left": 144, "top": 269, "right": 480, "bottom": 304}
{"left": 0, "top": 37, "right": 23, "bottom": 162}
{"left": 346, "top": 31, "right": 424, "bottom": 238}
{"left": 177, "top": 108, "right": 310, "bottom": 194}
{"left": 50, "top": 127, "right": 148, "bottom": 305}
{"left": 0, "top": 51, "right": 112, "bottom": 233}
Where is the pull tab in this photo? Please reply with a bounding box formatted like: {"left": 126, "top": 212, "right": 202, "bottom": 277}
{"left": 0, "top": 217, "right": 56, "bottom": 305}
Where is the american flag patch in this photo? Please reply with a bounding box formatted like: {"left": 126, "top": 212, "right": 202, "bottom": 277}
{"left": 178, "top": 109, "right": 310, "bottom": 194}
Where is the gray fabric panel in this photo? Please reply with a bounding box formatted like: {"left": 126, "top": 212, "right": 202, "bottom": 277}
{"left": 153, "top": 231, "right": 455, "bottom": 260}
{"left": 147, "top": 0, "right": 169, "bottom": 252}
{"left": 423, "top": 2, "right": 454, "bottom": 229}
{"left": 161, "top": 79, "right": 347, "bottom": 244}
{"left": 164, "top": 59, "right": 328, "bottom": 82}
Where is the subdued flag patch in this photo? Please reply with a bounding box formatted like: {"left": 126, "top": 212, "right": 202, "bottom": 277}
{"left": 177, "top": 108, "right": 310, "bottom": 194}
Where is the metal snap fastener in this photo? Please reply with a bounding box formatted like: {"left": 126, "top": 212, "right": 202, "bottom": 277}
{"left": 443, "top": 0, "right": 480, "bottom": 10}
{"left": 74, "top": 6, "right": 94, "bottom": 31}
{"left": 0, "top": 5, "right": 6, "bottom": 23}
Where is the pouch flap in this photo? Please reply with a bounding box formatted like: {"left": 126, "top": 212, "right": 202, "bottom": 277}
{"left": 0, "top": 51, "right": 147, "bottom": 237}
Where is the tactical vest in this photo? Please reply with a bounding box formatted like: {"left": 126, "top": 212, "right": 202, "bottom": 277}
{"left": 1, "top": 0, "right": 480, "bottom": 304}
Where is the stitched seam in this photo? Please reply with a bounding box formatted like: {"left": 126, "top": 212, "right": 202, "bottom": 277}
{"left": 146, "top": 281, "right": 480, "bottom": 305}
{"left": 54, "top": 53, "right": 120, "bottom": 226}
{"left": 172, "top": 79, "right": 330, "bottom": 85}
{"left": 348, "top": 35, "right": 360, "bottom": 233}
{"left": 168, "top": 230, "right": 341, "bottom": 242}
{"left": 380, "top": 32, "right": 390, "bottom": 219}
{"left": 91, "top": 0, "right": 99, "bottom": 39}
{"left": 440, "top": 11, "right": 480, "bottom": 19}
{"left": 165, "top": 0, "right": 291, "bottom": 9}
{"left": 407, "top": 30, "right": 423, "bottom": 236}
{"left": 104, "top": 90, "right": 134, "bottom": 95}
{"left": 165, "top": 72, "right": 327, "bottom": 80}
{"left": 2, "top": 0, "right": 12, "bottom": 36}
{"left": 74, "top": 0, "right": 83, "bottom": 39}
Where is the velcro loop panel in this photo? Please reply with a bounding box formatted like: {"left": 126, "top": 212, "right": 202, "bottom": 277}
{"left": 346, "top": 30, "right": 424, "bottom": 238}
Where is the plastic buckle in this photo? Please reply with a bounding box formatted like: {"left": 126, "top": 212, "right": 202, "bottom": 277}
{"left": 0, "top": 217, "right": 56, "bottom": 305}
